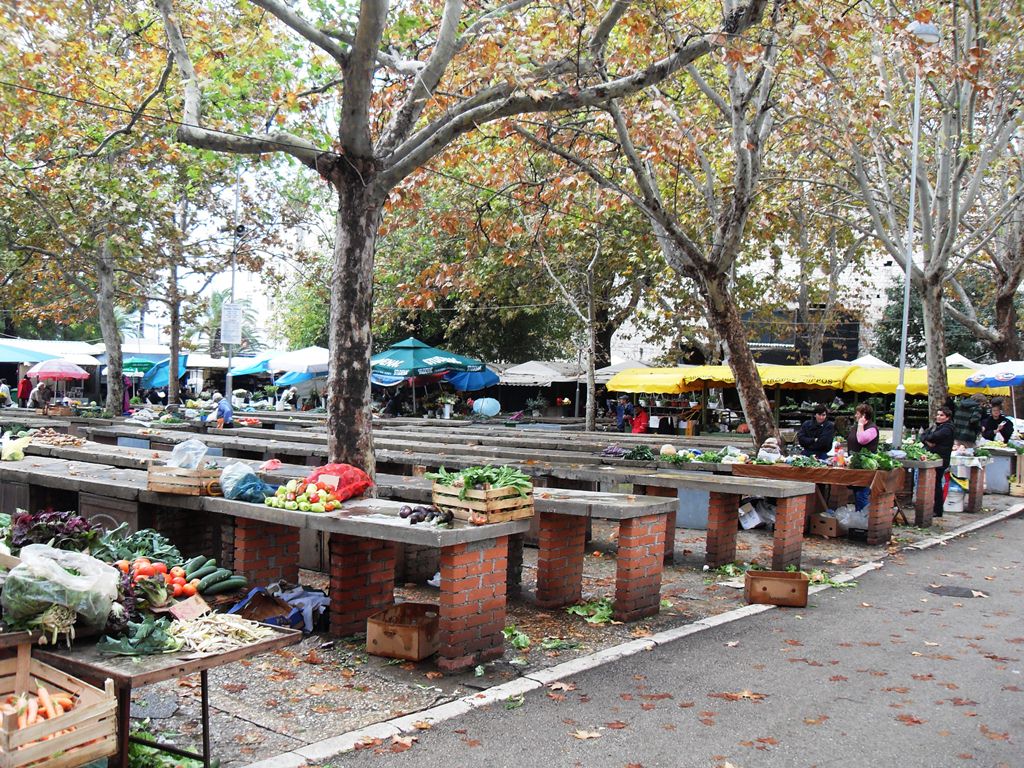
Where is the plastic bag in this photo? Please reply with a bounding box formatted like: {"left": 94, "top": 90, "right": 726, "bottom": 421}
{"left": 305, "top": 463, "right": 373, "bottom": 502}
{"left": 2, "top": 544, "right": 118, "bottom": 629}
{"left": 221, "top": 462, "right": 276, "bottom": 503}
{"left": 1, "top": 434, "right": 31, "bottom": 462}
{"left": 168, "top": 438, "right": 209, "bottom": 469}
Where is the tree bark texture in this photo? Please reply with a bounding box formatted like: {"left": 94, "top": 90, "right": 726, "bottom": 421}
{"left": 919, "top": 277, "right": 947, "bottom": 415}
{"left": 96, "top": 242, "right": 123, "bottom": 415}
{"left": 324, "top": 170, "right": 378, "bottom": 473}
{"left": 701, "top": 268, "right": 777, "bottom": 446}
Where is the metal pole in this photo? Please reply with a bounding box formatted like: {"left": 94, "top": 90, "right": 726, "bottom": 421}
{"left": 892, "top": 67, "right": 923, "bottom": 448}
{"left": 224, "top": 167, "right": 239, "bottom": 398}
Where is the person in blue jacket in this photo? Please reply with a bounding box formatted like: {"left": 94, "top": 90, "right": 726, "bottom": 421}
{"left": 209, "top": 392, "right": 234, "bottom": 428}
{"left": 796, "top": 405, "right": 835, "bottom": 460}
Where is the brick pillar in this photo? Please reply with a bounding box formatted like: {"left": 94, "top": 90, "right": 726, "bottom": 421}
{"left": 614, "top": 513, "right": 666, "bottom": 622}
{"left": 772, "top": 495, "right": 807, "bottom": 570}
{"left": 437, "top": 537, "right": 508, "bottom": 672}
{"left": 704, "top": 492, "right": 741, "bottom": 567}
{"left": 636, "top": 485, "right": 677, "bottom": 564}
{"left": 966, "top": 466, "right": 984, "bottom": 513}
{"left": 866, "top": 491, "right": 895, "bottom": 545}
{"left": 506, "top": 533, "right": 524, "bottom": 599}
{"left": 233, "top": 518, "right": 300, "bottom": 586}
{"left": 897, "top": 468, "right": 914, "bottom": 507}
{"left": 535, "top": 513, "right": 587, "bottom": 608}
{"left": 328, "top": 535, "right": 396, "bottom": 637}
{"left": 914, "top": 468, "right": 936, "bottom": 527}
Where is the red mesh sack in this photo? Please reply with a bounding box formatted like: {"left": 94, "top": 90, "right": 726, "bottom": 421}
{"left": 306, "top": 463, "right": 374, "bottom": 501}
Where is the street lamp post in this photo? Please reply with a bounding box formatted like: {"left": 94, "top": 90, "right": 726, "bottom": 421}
{"left": 892, "top": 19, "right": 940, "bottom": 448}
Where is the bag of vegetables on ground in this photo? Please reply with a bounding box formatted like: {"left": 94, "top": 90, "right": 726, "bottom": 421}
{"left": 2, "top": 544, "right": 118, "bottom": 644}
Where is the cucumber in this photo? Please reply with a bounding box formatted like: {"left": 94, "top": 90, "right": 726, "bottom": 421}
{"left": 186, "top": 558, "right": 217, "bottom": 578}
{"left": 203, "top": 576, "right": 248, "bottom": 595}
{"left": 187, "top": 565, "right": 218, "bottom": 581}
{"left": 183, "top": 556, "right": 207, "bottom": 574}
{"left": 197, "top": 569, "right": 234, "bottom": 592}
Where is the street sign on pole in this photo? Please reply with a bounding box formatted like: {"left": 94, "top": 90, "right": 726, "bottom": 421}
{"left": 221, "top": 303, "right": 243, "bottom": 346}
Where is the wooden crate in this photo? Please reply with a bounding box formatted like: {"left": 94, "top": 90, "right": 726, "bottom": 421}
{"left": 45, "top": 406, "right": 73, "bottom": 417}
{"left": 744, "top": 570, "right": 809, "bottom": 608}
{"left": 366, "top": 603, "right": 439, "bottom": 661}
{"left": 147, "top": 466, "right": 222, "bottom": 496}
{"left": 0, "top": 645, "right": 117, "bottom": 768}
{"left": 432, "top": 482, "right": 534, "bottom": 524}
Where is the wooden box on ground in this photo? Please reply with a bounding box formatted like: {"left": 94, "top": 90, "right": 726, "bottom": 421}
{"left": 45, "top": 406, "right": 74, "bottom": 417}
{"left": 366, "top": 603, "right": 440, "bottom": 661}
{"left": 744, "top": 570, "right": 809, "bottom": 608}
{"left": 147, "top": 466, "right": 222, "bottom": 496}
{"left": 0, "top": 645, "right": 117, "bottom": 768}
{"left": 431, "top": 483, "right": 534, "bottom": 524}
{"left": 808, "top": 513, "right": 839, "bottom": 538}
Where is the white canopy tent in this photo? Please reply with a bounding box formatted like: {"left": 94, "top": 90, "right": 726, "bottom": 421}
{"left": 588, "top": 359, "right": 650, "bottom": 384}
{"left": 499, "top": 360, "right": 583, "bottom": 386}
{"left": 849, "top": 354, "right": 894, "bottom": 368}
{"left": 266, "top": 346, "right": 330, "bottom": 374}
{"left": 945, "top": 353, "right": 980, "bottom": 369}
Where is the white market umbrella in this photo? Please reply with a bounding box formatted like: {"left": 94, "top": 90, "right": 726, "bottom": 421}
{"left": 267, "top": 346, "right": 330, "bottom": 375}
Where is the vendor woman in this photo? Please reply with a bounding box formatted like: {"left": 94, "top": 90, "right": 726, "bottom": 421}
{"left": 849, "top": 402, "right": 879, "bottom": 514}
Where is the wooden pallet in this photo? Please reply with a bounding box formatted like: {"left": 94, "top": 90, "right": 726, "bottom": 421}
{"left": 431, "top": 482, "right": 534, "bottom": 524}
{"left": 0, "top": 644, "right": 117, "bottom": 768}
{"left": 147, "top": 466, "right": 222, "bottom": 496}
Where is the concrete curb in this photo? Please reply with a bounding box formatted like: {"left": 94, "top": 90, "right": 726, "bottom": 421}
{"left": 242, "top": 503, "right": 1024, "bottom": 767}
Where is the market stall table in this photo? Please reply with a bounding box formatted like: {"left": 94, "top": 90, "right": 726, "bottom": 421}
{"left": 35, "top": 624, "right": 301, "bottom": 768}
{"left": 898, "top": 459, "right": 944, "bottom": 527}
{"left": 950, "top": 455, "right": 989, "bottom": 513}
{"left": 731, "top": 463, "right": 905, "bottom": 544}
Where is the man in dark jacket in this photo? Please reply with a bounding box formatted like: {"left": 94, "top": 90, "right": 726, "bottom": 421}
{"left": 921, "top": 406, "right": 955, "bottom": 518}
{"left": 980, "top": 403, "right": 1014, "bottom": 443}
{"left": 797, "top": 405, "right": 835, "bottom": 460}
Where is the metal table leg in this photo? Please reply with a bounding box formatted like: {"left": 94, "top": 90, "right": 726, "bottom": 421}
{"left": 126, "top": 669, "right": 213, "bottom": 767}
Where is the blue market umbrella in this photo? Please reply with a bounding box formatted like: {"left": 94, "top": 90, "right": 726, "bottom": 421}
{"left": 445, "top": 368, "right": 499, "bottom": 392}
{"left": 140, "top": 355, "right": 189, "bottom": 389}
{"left": 964, "top": 361, "right": 1024, "bottom": 389}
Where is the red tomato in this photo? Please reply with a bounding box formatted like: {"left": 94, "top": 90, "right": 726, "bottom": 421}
{"left": 152, "top": 562, "right": 168, "bottom": 575}
{"left": 132, "top": 557, "right": 151, "bottom": 567}
{"left": 114, "top": 560, "right": 131, "bottom": 574}
{"left": 181, "top": 583, "right": 198, "bottom": 597}
{"left": 169, "top": 566, "right": 186, "bottom": 578}
{"left": 171, "top": 576, "right": 187, "bottom": 587}
{"left": 171, "top": 583, "right": 184, "bottom": 598}
{"left": 134, "top": 563, "right": 156, "bottom": 578}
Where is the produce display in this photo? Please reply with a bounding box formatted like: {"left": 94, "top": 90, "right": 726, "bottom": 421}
{"left": 901, "top": 441, "right": 941, "bottom": 461}
{"left": 398, "top": 504, "right": 454, "bottom": 525}
{"left": 2, "top": 682, "right": 82, "bottom": 733}
{"left": 788, "top": 455, "right": 828, "bottom": 468}
{"left": 848, "top": 450, "right": 902, "bottom": 471}
{"left": 622, "top": 446, "right": 655, "bottom": 461}
{"left": 24, "top": 427, "right": 86, "bottom": 447}
{"left": 600, "top": 444, "right": 627, "bottom": 457}
{"left": 425, "top": 465, "right": 533, "bottom": 499}
{"left": 265, "top": 478, "right": 349, "bottom": 512}
{"left": 167, "top": 613, "right": 277, "bottom": 653}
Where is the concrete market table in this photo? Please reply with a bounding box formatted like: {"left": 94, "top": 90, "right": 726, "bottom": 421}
{"left": 730, "top": 463, "right": 905, "bottom": 544}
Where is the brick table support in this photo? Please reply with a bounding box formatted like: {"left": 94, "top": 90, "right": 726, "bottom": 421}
{"left": 866, "top": 491, "right": 895, "bottom": 545}
{"left": 614, "top": 513, "right": 666, "bottom": 622}
{"left": 233, "top": 518, "right": 300, "bottom": 586}
{"left": 914, "top": 468, "right": 936, "bottom": 527}
{"left": 966, "top": 466, "right": 984, "bottom": 513}
{"left": 506, "top": 533, "right": 525, "bottom": 599}
{"left": 328, "top": 535, "right": 396, "bottom": 637}
{"left": 771, "top": 495, "right": 807, "bottom": 571}
{"left": 636, "top": 485, "right": 677, "bottom": 564}
{"left": 437, "top": 537, "right": 508, "bottom": 672}
{"left": 705, "top": 492, "right": 741, "bottom": 567}
{"left": 535, "top": 513, "right": 587, "bottom": 608}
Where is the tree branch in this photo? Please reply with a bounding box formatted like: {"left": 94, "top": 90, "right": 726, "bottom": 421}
{"left": 338, "top": 0, "right": 390, "bottom": 156}
{"left": 155, "top": 0, "right": 328, "bottom": 170}
{"left": 250, "top": 0, "right": 349, "bottom": 64}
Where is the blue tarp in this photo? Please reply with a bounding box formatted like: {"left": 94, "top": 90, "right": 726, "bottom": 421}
{"left": 140, "top": 355, "right": 189, "bottom": 388}
{"left": 276, "top": 370, "right": 323, "bottom": 386}
{"left": 0, "top": 343, "right": 58, "bottom": 364}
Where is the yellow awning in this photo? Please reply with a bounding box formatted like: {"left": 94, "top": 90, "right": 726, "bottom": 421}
{"left": 605, "top": 367, "right": 698, "bottom": 394}
{"left": 757, "top": 365, "right": 852, "bottom": 389}
{"left": 843, "top": 367, "right": 1010, "bottom": 396}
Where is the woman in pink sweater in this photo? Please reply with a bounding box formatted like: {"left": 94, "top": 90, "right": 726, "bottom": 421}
{"left": 849, "top": 403, "right": 879, "bottom": 512}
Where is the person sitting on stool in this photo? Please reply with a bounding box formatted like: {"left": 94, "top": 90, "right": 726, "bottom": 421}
{"left": 797, "top": 404, "right": 835, "bottom": 460}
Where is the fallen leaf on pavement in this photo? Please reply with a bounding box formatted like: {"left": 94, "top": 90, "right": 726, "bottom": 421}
{"left": 804, "top": 715, "right": 829, "bottom": 725}
{"left": 390, "top": 735, "right": 417, "bottom": 753}
{"left": 980, "top": 725, "right": 1009, "bottom": 741}
{"left": 223, "top": 683, "right": 246, "bottom": 694}
{"left": 425, "top": 671, "right": 444, "bottom": 680}
{"left": 571, "top": 730, "right": 601, "bottom": 740}
{"left": 412, "top": 721, "right": 432, "bottom": 730}
{"left": 710, "top": 690, "right": 767, "bottom": 702}
{"left": 353, "top": 736, "right": 383, "bottom": 751}
{"left": 724, "top": 641, "right": 740, "bottom": 647}
{"left": 305, "top": 683, "right": 339, "bottom": 696}
{"left": 550, "top": 681, "right": 576, "bottom": 692}
{"left": 970, "top": 590, "right": 989, "bottom": 599}
{"left": 606, "top": 721, "right": 629, "bottom": 729}
{"left": 896, "top": 714, "right": 926, "bottom": 726}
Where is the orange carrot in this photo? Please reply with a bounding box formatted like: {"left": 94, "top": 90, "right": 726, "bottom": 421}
{"left": 52, "top": 694, "right": 74, "bottom": 711}
{"left": 26, "top": 698, "right": 38, "bottom": 726}
{"left": 36, "top": 685, "right": 56, "bottom": 720}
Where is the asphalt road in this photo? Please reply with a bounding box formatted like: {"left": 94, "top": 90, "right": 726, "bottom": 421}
{"left": 332, "top": 514, "right": 1023, "bottom": 768}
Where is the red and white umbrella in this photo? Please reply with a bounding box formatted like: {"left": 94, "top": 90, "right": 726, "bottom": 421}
{"left": 26, "top": 359, "right": 91, "bottom": 381}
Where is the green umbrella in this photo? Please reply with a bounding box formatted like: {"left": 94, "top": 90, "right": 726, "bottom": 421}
{"left": 371, "top": 338, "right": 484, "bottom": 377}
